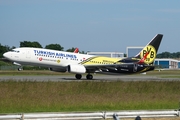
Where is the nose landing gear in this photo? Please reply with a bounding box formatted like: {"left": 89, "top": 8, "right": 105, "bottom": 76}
{"left": 18, "top": 67, "right": 23, "bottom": 71}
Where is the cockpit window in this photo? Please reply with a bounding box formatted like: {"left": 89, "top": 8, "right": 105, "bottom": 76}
{"left": 11, "top": 50, "right": 20, "bottom": 53}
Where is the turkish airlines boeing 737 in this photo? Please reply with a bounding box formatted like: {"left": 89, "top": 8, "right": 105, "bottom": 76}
{"left": 3, "top": 34, "right": 163, "bottom": 79}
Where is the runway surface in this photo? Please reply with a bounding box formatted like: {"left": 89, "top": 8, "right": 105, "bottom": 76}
{"left": 0, "top": 74, "right": 180, "bottom": 81}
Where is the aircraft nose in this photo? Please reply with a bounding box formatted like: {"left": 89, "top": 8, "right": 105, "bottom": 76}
{"left": 3, "top": 52, "right": 10, "bottom": 59}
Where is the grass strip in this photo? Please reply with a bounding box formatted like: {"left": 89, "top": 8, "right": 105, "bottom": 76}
{"left": 0, "top": 80, "right": 179, "bottom": 113}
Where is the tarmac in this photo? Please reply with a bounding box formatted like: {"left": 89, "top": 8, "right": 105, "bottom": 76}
{"left": 0, "top": 74, "right": 180, "bottom": 82}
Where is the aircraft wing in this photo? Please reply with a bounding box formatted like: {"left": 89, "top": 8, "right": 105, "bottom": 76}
{"left": 83, "top": 63, "right": 135, "bottom": 72}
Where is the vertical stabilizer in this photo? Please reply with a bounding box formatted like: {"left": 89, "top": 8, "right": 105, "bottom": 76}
{"left": 135, "top": 34, "right": 163, "bottom": 65}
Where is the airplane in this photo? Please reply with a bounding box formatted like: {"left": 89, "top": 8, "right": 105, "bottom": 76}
{"left": 3, "top": 34, "right": 163, "bottom": 80}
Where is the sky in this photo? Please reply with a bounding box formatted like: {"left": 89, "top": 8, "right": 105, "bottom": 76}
{"left": 0, "top": 0, "right": 180, "bottom": 54}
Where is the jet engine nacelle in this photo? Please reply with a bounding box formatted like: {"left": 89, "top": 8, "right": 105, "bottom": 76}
{"left": 68, "top": 64, "right": 86, "bottom": 74}
{"left": 49, "top": 68, "right": 67, "bottom": 72}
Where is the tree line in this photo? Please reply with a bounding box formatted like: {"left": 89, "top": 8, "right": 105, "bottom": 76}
{"left": 156, "top": 52, "right": 180, "bottom": 58}
{"left": 1, "top": 41, "right": 180, "bottom": 59}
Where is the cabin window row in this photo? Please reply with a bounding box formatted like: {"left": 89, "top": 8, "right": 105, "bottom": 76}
{"left": 35, "top": 54, "right": 84, "bottom": 61}
{"left": 90, "top": 60, "right": 114, "bottom": 64}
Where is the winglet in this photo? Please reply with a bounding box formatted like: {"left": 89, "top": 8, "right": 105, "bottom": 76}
{"left": 74, "top": 48, "right": 79, "bottom": 53}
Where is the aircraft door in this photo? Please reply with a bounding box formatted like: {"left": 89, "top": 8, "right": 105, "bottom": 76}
{"left": 26, "top": 50, "right": 31, "bottom": 59}
{"left": 133, "top": 63, "right": 138, "bottom": 72}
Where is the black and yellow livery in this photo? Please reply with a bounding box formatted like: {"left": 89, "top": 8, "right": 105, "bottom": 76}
{"left": 76, "top": 34, "right": 163, "bottom": 79}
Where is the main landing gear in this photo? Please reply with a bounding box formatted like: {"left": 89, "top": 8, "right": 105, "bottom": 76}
{"left": 75, "top": 74, "right": 93, "bottom": 80}
{"left": 75, "top": 74, "right": 82, "bottom": 79}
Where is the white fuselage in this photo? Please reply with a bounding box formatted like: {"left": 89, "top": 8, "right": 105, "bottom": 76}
{"left": 3, "top": 47, "right": 93, "bottom": 69}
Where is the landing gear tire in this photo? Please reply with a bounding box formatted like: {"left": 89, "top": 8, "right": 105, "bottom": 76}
{"left": 18, "top": 68, "right": 23, "bottom": 71}
{"left": 86, "top": 74, "right": 93, "bottom": 80}
{"left": 75, "top": 74, "right": 82, "bottom": 79}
